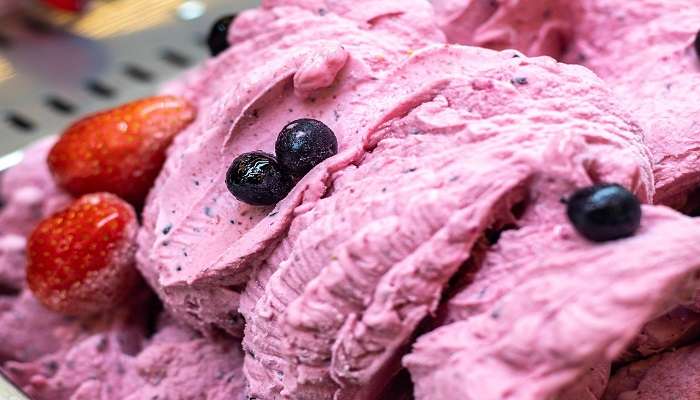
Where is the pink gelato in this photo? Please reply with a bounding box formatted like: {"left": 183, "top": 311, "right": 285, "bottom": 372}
{"left": 432, "top": 0, "right": 700, "bottom": 209}
{"left": 567, "top": 0, "right": 700, "bottom": 211}
{"left": 134, "top": 0, "right": 700, "bottom": 399}
{"left": 432, "top": 0, "right": 574, "bottom": 59}
{"left": 6, "top": 313, "right": 247, "bottom": 400}
{"left": 137, "top": 0, "right": 445, "bottom": 336}
{"left": 240, "top": 41, "right": 659, "bottom": 398}
{"left": 0, "top": 141, "right": 246, "bottom": 400}
{"left": 130, "top": 0, "right": 700, "bottom": 399}
{"left": 405, "top": 205, "right": 700, "bottom": 399}
{"left": 604, "top": 343, "right": 700, "bottom": 400}
{"left": 2, "top": 0, "right": 700, "bottom": 399}
{"left": 618, "top": 306, "right": 700, "bottom": 363}
{"left": 427, "top": 1, "right": 700, "bottom": 396}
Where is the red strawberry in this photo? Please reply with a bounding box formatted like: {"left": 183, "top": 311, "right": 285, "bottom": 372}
{"left": 27, "top": 193, "right": 140, "bottom": 316}
{"left": 47, "top": 95, "right": 196, "bottom": 206}
{"left": 40, "top": 0, "right": 88, "bottom": 12}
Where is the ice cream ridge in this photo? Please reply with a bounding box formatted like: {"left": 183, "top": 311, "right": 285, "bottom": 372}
{"left": 1, "top": 0, "right": 700, "bottom": 399}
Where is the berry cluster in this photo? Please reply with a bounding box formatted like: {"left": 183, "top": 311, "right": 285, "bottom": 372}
{"left": 226, "top": 119, "right": 338, "bottom": 206}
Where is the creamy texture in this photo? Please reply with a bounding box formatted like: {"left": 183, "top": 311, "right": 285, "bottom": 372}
{"left": 142, "top": 2, "right": 673, "bottom": 396}
{"left": 618, "top": 306, "right": 700, "bottom": 363}
{"left": 134, "top": 1, "right": 700, "bottom": 399}
{"left": 432, "top": 0, "right": 700, "bottom": 209}
{"left": 406, "top": 206, "right": 700, "bottom": 400}
{"left": 138, "top": 0, "right": 444, "bottom": 336}
{"left": 0, "top": 140, "right": 247, "bottom": 400}
{"left": 604, "top": 343, "right": 700, "bottom": 400}
{"left": 240, "top": 45, "right": 656, "bottom": 399}
{"left": 0, "top": 139, "right": 70, "bottom": 240}
{"left": 567, "top": 0, "right": 700, "bottom": 210}
{"left": 0, "top": 138, "right": 78, "bottom": 362}
{"left": 558, "top": 363, "right": 610, "bottom": 400}
{"left": 432, "top": 0, "right": 573, "bottom": 59}
{"left": 7, "top": 313, "right": 247, "bottom": 400}
{"left": 2, "top": 0, "right": 700, "bottom": 399}
{"left": 428, "top": 2, "right": 700, "bottom": 397}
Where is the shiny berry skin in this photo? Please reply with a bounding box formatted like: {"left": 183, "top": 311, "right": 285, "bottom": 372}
{"left": 27, "top": 193, "right": 140, "bottom": 316}
{"left": 566, "top": 184, "right": 642, "bottom": 242}
{"left": 226, "top": 152, "right": 293, "bottom": 206}
{"left": 207, "top": 14, "right": 236, "bottom": 56}
{"left": 275, "top": 119, "right": 338, "bottom": 178}
{"left": 695, "top": 29, "right": 700, "bottom": 59}
{"left": 47, "top": 95, "right": 196, "bottom": 207}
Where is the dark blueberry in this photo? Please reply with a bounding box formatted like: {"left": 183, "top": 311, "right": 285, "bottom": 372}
{"left": 207, "top": 14, "right": 236, "bottom": 57}
{"left": 695, "top": 29, "right": 700, "bottom": 59}
{"left": 275, "top": 119, "right": 338, "bottom": 177}
{"left": 226, "top": 152, "right": 293, "bottom": 206}
{"left": 566, "top": 183, "right": 642, "bottom": 242}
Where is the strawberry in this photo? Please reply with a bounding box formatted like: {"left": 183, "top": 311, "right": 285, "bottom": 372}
{"left": 27, "top": 193, "right": 140, "bottom": 316}
{"left": 47, "top": 95, "right": 196, "bottom": 206}
{"left": 40, "top": 0, "right": 88, "bottom": 12}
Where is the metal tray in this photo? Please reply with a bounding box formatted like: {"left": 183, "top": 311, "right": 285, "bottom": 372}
{"left": 0, "top": 0, "right": 259, "bottom": 171}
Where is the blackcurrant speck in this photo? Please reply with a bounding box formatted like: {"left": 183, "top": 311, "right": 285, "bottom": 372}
{"left": 275, "top": 119, "right": 338, "bottom": 178}
{"left": 566, "top": 184, "right": 642, "bottom": 242}
{"left": 226, "top": 152, "right": 293, "bottom": 206}
{"left": 162, "top": 224, "right": 172, "bottom": 235}
{"left": 207, "top": 14, "right": 236, "bottom": 57}
{"left": 694, "top": 29, "right": 700, "bottom": 59}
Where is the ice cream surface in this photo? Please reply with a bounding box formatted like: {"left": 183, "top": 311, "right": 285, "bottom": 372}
{"left": 604, "top": 342, "right": 700, "bottom": 400}
{"left": 139, "top": 1, "right": 700, "bottom": 399}
{"left": 6, "top": 313, "right": 247, "bottom": 400}
{"left": 405, "top": 205, "right": 700, "bottom": 399}
{"left": 432, "top": 0, "right": 700, "bottom": 208}
{"left": 2, "top": 0, "right": 700, "bottom": 399}
{"left": 137, "top": 0, "right": 445, "bottom": 336}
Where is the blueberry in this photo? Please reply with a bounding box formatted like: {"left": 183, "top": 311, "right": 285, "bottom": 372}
{"left": 226, "top": 152, "right": 292, "bottom": 206}
{"left": 207, "top": 14, "right": 236, "bottom": 57}
{"left": 275, "top": 119, "right": 338, "bottom": 177}
{"left": 566, "top": 184, "right": 642, "bottom": 242}
{"left": 695, "top": 29, "right": 700, "bottom": 59}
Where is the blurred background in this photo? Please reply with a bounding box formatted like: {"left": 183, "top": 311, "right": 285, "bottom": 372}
{"left": 0, "top": 0, "right": 258, "bottom": 166}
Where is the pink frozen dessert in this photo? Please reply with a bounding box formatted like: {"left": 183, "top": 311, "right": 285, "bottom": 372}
{"left": 421, "top": 0, "right": 700, "bottom": 398}
{"left": 1, "top": 0, "right": 700, "bottom": 399}
{"left": 0, "top": 139, "right": 248, "bottom": 400}
{"left": 134, "top": 0, "right": 700, "bottom": 399}
{"left": 432, "top": 0, "right": 700, "bottom": 208}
